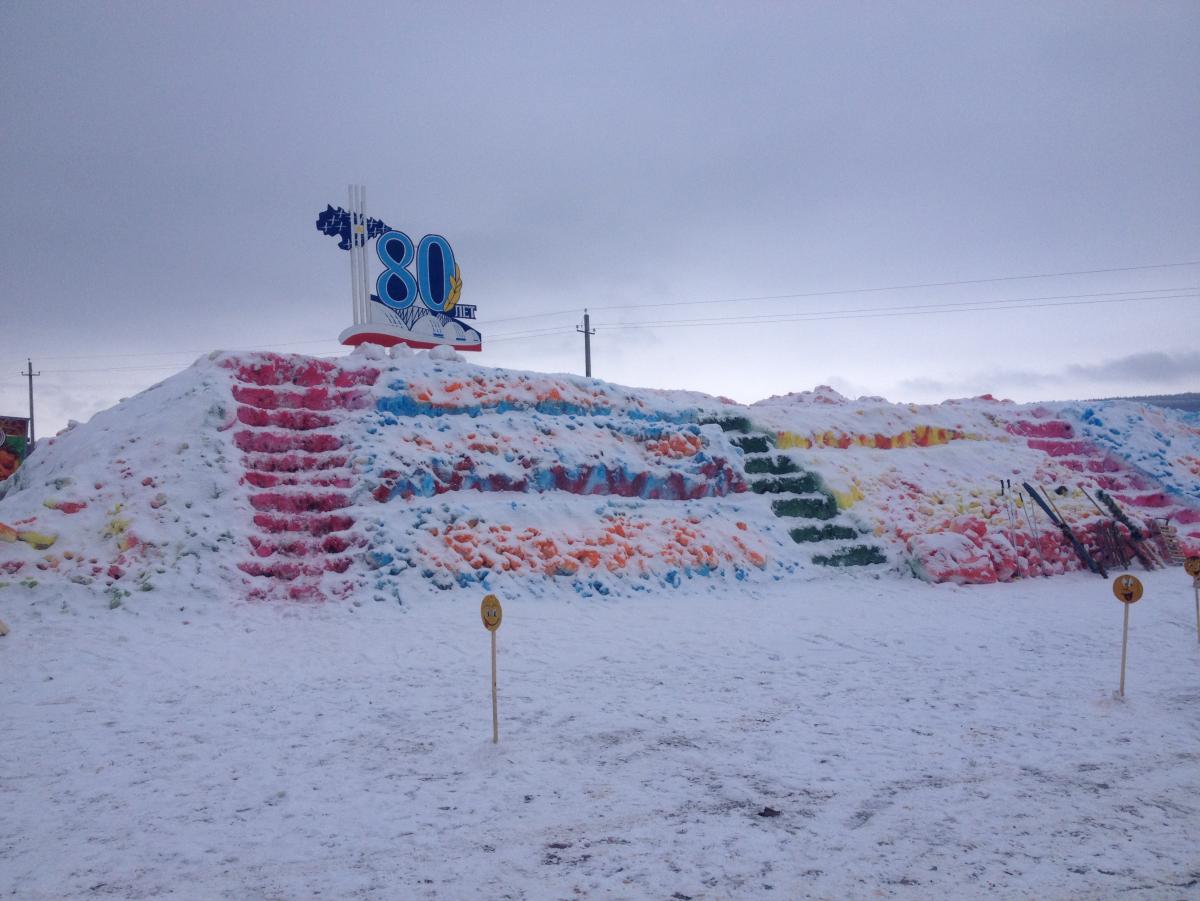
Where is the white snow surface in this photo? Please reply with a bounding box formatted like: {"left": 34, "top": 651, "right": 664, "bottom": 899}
{"left": 2, "top": 571, "right": 1199, "bottom": 899}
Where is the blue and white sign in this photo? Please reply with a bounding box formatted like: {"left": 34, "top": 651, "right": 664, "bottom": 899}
{"left": 316, "top": 186, "right": 482, "bottom": 351}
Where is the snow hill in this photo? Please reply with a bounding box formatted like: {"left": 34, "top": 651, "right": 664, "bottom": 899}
{"left": 1, "top": 347, "right": 1198, "bottom": 603}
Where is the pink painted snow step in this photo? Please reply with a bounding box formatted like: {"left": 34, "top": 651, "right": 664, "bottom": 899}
{"left": 242, "top": 454, "right": 349, "bottom": 473}
{"left": 248, "top": 536, "right": 316, "bottom": 558}
{"left": 1078, "top": 473, "right": 1146, "bottom": 492}
{"left": 252, "top": 513, "right": 355, "bottom": 535}
{"left": 243, "top": 471, "right": 353, "bottom": 489}
{"left": 237, "top": 557, "right": 354, "bottom": 579}
{"left": 234, "top": 431, "right": 343, "bottom": 454}
{"left": 1026, "top": 439, "right": 1096, "bottom": 457}
{"left": 239, "top": 560, "right": 302, "bottom": 580}
{"left": 231, "top": 385, "right": 373, "bottom": 412}
{"left": 1054, "top": 457, "right": 1126, "bottom": 475}
{"left": 228, "top": 358, "right": 336, "bottom": 387}
{"left": 235, "top": 407, "right": 338, "bottom": 430}
{"left": 1113, "top": 491, "right": 1174, "bottom": 509}
{"left": 226, "top": 356, "right": 379, "bottom": 388}
{"left": 247, "top": 534, "right": 357, "bottom": 558}
{"left": 1007, "top": 420, "right": 1074, "bottom": 439}
{"left": 249, "top": 492, "right": 352, "bottom": 514}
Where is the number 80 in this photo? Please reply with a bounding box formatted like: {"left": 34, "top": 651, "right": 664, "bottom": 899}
{"left": 376, "top": 230, "right": 460, "bottom": 313}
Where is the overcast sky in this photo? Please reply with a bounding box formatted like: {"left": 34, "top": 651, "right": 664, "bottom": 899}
{"left": 2, "top": 1, "right": 1197, "bottom": 439}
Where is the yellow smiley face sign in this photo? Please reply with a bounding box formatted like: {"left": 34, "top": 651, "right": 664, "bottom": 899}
{"left": 480, "top": 594, "right": 503, "bottom": 631}
{"left": 1184, "top": 557, "right": 1200, "bottom": 579}
{"left": 1112, "top": 574, "right": 1144, "bottom": 605}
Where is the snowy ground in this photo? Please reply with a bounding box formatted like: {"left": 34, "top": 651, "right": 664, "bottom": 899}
{"left": 3, "top": 571, "right": 1199, "bottom": 900}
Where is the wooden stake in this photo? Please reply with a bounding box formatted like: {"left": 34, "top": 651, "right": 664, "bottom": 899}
{"left": 491, "top": 629, "right": 499, "bottom": 744}
{"left": 1119, "top": 602, "right": 1130, "bottom": 698}
{"left": 1194, "top": 583, "right": 1199, "bottom": 644}
{"left": 480, "top": 594, "right": 503, "bottom": 743}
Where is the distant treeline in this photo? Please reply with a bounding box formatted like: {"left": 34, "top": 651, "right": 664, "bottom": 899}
{"left": 1100, "top": 393, "right": 1200, "bottom": 413}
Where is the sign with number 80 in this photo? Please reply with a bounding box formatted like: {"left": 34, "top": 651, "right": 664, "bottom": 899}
{"left": 376, "top": 231, "right": 462, "bottom": 314}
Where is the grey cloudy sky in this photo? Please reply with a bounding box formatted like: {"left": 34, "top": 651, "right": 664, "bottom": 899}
{"left": 2, "top": 1, "right": 1198, "bottom": 438}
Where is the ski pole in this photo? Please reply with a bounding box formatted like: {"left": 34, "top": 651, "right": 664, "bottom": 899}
{"left": 1081, "top": 486, "right": 1107, "bottom": 516}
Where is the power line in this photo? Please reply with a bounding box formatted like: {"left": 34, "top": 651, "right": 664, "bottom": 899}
{"left": 36, "top": 364, "right": 193, "bottom": 375}
{"left": 6, "top": 292, "right": 1192, "bottom": 379}
{"left": 595, "top": 286, "right": 1197, "bottom": 330}
{"left": 23, "top": 331, "right": 576, "bottom": 372}
{"left": 587, "top": 259, "right": 1200, "bottom": 314}
{"left": 486, "top": 327, "right": 577, "bottom": 344}
{"left": 595, "top": 291, "right": 1198, "bottom": 333}
{"left": 479, "top": 259, "right": 1200, "bottom": 326}
{"left": 11, "top": 290, "right": 1192, "bottom": 372}
{"left": 487, "top": 323, "right": 580, "bottom": 340}
{"left": 484, "top": 309, "right": 581, "bottom": 326}
{"left": 6, "top": 259, "right": 1196, "bottom": 365}
{"left": 9, "top": 338, "right": 346, "bottom": 363}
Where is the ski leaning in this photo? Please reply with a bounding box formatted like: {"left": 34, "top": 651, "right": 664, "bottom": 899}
{"left": 1021, "top": 482, "right": 1107, "bottom": 578}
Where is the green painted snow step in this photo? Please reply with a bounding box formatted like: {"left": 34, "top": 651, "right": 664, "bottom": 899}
{"left": 702, "top": 415, "right": 754, "bottom": 434}
{"left": 750, "top": 474, "right": 822, "bottom": 495}
{"left": 743, "top": 456, "right": 800, "bottom": 475}
{"left": 732, "top": 434, "right": 773, "bottom": 454}
{"left": 812, "top": 545, "right": 888, "bottom": 567}
{"left": 790, "top": 523, "right": 860, "bottom": 543}
{"left": 771, "top": 496, "right": 839, "bottom": 520}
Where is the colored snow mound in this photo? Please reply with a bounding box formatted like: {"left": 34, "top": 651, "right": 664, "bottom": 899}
{"left": 909, "top": 531, "right": 998, "bottom": 584}
{"left": 1, "top": 348, "right": 1197, "bottom": 604}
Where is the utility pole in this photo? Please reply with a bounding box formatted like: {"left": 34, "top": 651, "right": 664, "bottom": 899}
{"left": 22, "top": 358, "right": 39, "bottom": 447}
{"left": 576, "top": 309, "right": 595, "bottom": 378}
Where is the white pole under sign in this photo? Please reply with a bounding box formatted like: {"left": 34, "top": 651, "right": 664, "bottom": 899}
{"left": 348, "top": 185, "right": 360, "bottom": 325}
{"left": 348, "top": 184, "right": 371, "bottom": 325}
{"left": 358, "top": 185, "right": 367, "bottom": 323}
{"left": 350, "top": 183, "right": 360, "bottom": 323}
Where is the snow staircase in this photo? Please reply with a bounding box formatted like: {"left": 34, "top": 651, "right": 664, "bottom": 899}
{"left": 225, "top": 355, "right": 380, "bottom": 600}
{"left": 715, "top": 421, "right": 886, "bottom": 568}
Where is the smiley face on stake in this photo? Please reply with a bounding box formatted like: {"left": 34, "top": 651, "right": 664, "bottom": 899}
{"left": 480, "top": 594, "right": 503, "bottom": 631}
{"left": 1111, "top": 574, "right": 1143, "bottom": 604}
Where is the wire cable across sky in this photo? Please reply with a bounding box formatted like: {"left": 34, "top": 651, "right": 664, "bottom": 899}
{"left": 7, "top": 259, "right": 1198, "bottom": 367}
